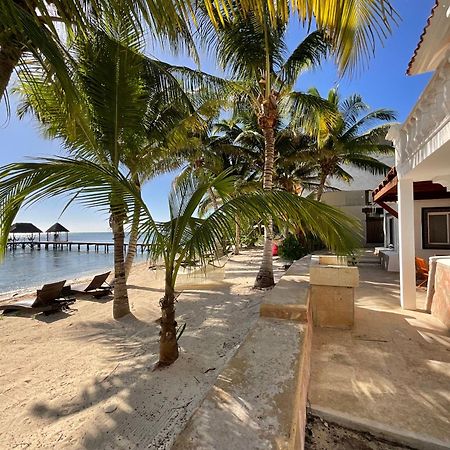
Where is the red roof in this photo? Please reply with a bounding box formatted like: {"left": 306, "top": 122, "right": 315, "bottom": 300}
{"left": 407, "top": 0, "right": 439, "bottom": 75}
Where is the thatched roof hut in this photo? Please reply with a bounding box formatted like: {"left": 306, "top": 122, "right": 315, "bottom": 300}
{"left": 46, "top": 222, "right": 69, "bottom": 242}
{"left": 46, "top": 223, "right": 69, "bottom": 233}
{"left": 10, "top": 223, "right": 43, "bottom": 234}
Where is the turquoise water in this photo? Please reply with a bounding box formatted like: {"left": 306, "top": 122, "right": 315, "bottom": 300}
{"left": 0, "top": 232, "right": 147, "bottom": 295}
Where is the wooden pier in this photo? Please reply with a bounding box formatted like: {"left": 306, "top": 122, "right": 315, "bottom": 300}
{"left": 6, "top": 240, "right": 151, "bottom": 254}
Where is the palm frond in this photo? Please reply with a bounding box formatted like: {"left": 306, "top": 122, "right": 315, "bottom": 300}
{"left": 343, "top": 154, "right": 391, "bottom": 175}
{"left": 342, "top": 110, "right": 397, "bottom": 138}
{"left": 278, "top": 30, "right": 330, "bottom": 86}
{"left": 0, "top": 157, "right": 156, "bottom": 254}
{"left": 286, "top": 91, "right": 338, "bottom": 132}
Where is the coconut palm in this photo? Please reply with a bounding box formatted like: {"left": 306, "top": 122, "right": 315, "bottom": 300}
{"left": 0, "top": 163, "right": 361, "bottom": 366}
{"left": 139, "top": 169, "right": 360, "bottom": 365}
{"left": 180, "top": 119, "right": 261, "bottom": 254}
{"left": 0, "top": 0, "right": 199, "bottom": 103}
{"left": 200, "top": 0, "right": 398, "bottom": 289}
{"left": 296, "top": 88, "right": 396, "bottom": 200}
{"left": 11, "top": 12, "right": 223, "bottom": 318}
{"left": 0, "top": 157, "right": 144, "bottom": 318}
{"left": 202, "top": 14, "right": 337, "bottom": 287}
{"left": 0, "top": 1, "right": 398, "bottom": 104}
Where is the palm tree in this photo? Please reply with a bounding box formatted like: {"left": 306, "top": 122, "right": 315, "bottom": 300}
{"left": 178, "top": 119, "right": 262, "bottom": 254}
{"left": 12, "top": 12, "right": 220, "bottom": 319}
{"left": 139, "top": 169, "right": 360, "bottom": 365}
{"left": 0, "top": 0, "right": 198, "bottom": 103}
{"left": 200, "top": 1, "right": 398, "bottom": 289}
{"left": 1, "top": 1, "right": 398, "bottom": 103}
{"left": 208, "top": 19, "right": 333, "bottom": 287}
{"left": 0, "top": 164, "right": 361, "bottom": 366}
{"left": 0, "top": 0, "right": 397, "bottom": 100}
{"left": 0, "top": 157, "right": 143, "bottom": 318}
{"left": 297, "top": 88, "right": 396, "bottom": 201}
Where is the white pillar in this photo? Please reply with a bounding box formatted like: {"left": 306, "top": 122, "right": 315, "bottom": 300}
{"left": 397, "top": 178, "right": 416, "bottom": 309}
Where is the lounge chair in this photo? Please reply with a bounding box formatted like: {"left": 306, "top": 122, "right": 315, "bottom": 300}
{"left": 70, "top": 271, "right": 112, "bottom": 298}
{"left": 0, "top": 280, "right": 74, "bottom": 314}
{"left": 415, "top": 257, "right": 429, "bottom": 288}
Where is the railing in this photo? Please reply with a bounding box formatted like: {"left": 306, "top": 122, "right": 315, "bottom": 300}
{"left": 387, "top": 47, "right": 450, "bottom": 176}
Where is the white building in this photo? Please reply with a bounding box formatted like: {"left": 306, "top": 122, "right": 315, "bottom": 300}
{"left": 322, "top": 190, "right": 385, "bottom": 246}
{"left": 322, "top": 158, "right": 394, "bottom": 247}
{"left": 377, "top": 0, "right": 450, "bottom": 314}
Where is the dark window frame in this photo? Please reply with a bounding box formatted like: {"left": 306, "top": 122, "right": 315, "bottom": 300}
{"left": 422, "top": 207, "right": 450, "bottom": 249}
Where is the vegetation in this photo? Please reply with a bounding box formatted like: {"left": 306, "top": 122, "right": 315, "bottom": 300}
{"left": 0, "top": 1, "right": 398, "bottom": 102}
{"left": 203, "top": 14, "right": 333, "bottom": 288}
{"left": 139, "top": 169, "right": 360, "bottom": 364}
{"left": 278, "top": 234, "right": 307, "bottom": 261}
{"left": 0, "top": 1, "right": 401, "bottom": 366}
{"left": 296, "top": 88, "right": 396, "bottom": 200}
{"left": 6, "top": 11, "right": 220, "bottom": 318}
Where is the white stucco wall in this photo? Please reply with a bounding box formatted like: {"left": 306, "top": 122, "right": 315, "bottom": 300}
{"left": 387, "top": 198, "right": 450, "bottom": 259}
{"left": 321, "top": 190, "right": 370, "bottom": 245}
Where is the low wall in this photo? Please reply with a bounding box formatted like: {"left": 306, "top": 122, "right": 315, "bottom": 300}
{"left": 173, "top": 257, "right": 313, "bottom": 450}
{"left": 431, "top": 259, "right": 450, "bottom": 329}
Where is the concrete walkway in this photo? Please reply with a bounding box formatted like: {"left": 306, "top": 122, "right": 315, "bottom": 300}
{"left": 309, "top": 264, "right": 450, "bottom": 449}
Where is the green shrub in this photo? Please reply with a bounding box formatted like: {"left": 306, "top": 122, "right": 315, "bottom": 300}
{"left": 278, "top": 234, "right": 307, "bottom": 261}
{"left": 279, "top": 233, "right": 325, "bottom": 261}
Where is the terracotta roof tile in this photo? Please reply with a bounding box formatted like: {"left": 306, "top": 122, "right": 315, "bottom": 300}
{"left": 407, "top": 0, "right": 439, "bottom": 75}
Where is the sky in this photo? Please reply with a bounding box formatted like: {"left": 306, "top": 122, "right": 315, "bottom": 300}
{"left": 0, "top": 0, "right": 435, "bottom": 231}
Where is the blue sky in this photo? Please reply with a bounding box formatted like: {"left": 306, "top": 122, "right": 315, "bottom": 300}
{"left": 0, "top": 1, "right": 435, "bottom": 231}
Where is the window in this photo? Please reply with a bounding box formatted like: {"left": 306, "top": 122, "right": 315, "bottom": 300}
{"left": 422, "top": 207, "right": 450, "bottom": 249}
{"left": 388, "top": 217, "right": 395, "bottom": 246}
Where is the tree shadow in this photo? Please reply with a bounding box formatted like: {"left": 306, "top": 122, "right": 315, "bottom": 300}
{"left": 2, "top": 308, "right": 75, "bottom": 322}
{"left": 310, "top": 264, "right": 450, "bottom": 445}
{"left": 22, "top": 254, "right": 271, "bottom": 449}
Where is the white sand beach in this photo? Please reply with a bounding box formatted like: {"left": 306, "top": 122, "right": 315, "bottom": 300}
{"left": 0, "top": 249, "right": 284, "bottom": 449}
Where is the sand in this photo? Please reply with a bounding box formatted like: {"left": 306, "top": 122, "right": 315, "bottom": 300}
{"left": 0, "top": 249, "right": 284, "bottom": 449}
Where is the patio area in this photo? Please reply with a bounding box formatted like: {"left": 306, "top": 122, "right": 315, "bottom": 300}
{"left": 308, "top": 262, "right": 450, "bottom": 449}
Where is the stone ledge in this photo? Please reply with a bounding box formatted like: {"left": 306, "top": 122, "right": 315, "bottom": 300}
{"left": 173, "top": 257, "right": 314, "bottom": 449}
{"left": 261, "top": 256, "right": 311, "bottom": 311}
{"left": 310, "top": 265, "right": 359, "bottom": 288}
{"left": 311, "top": 255, "right": 347, "bottom": 266}
{"left": 260, "top": 303, "right": 308, "bottom": 322}
{"left": 173, "top": 317, "right": 311, "bottom": 450}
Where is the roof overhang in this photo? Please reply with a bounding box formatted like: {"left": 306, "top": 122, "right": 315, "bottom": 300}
{"left": 407, "top": 1, "right": 450, "bottom": 75}
{"left": 372, "top": 168, "right": 450, "bottom": 203}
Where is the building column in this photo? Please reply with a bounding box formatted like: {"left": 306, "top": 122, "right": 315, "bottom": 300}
{"left": 397, "top": 178, "right": 416, "bottom": 309}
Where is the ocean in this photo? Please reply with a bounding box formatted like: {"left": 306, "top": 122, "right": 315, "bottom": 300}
{"left": 0, "top": 232, "right": 147, "bottom": 296}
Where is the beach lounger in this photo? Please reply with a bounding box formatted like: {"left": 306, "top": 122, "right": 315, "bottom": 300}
{"left": 0, "top": 280, "right": 74, "bottom": 314}
{"left": 70, "top": 271, "right": 112, "bottom": 298}
{"left": 415, "top": 257, "right": 429, "bottom": 288}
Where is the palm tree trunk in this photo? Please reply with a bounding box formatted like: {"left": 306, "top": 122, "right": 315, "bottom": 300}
{"left": 316, "top": 172, "right": 327, "bottom": 201}
{"left": 111, "top": 212, "right": 130, "bottom": 319}
{"left": 0, "top": 41, "right": 23, "bottom": 102}
{"left": 124, "top": 205, "right": 140, "bottom": 282}
{"left": 254, "top": 123, "right": 276, "bottom": 288}
{"left": 234, "top": 216, "right": 241, "bottom": 255}
{"left": 158, "top": 270, "right": 179, "bottom": 366}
